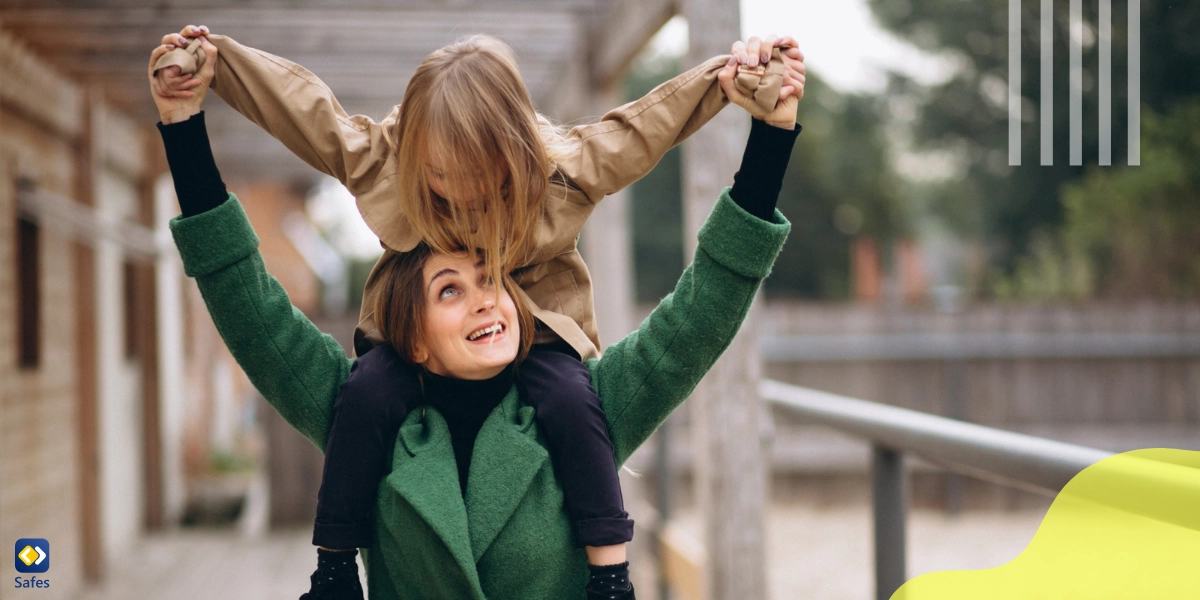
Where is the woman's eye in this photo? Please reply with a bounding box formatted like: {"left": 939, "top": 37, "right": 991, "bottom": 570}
{"left": 439, "top": 286, "right": 458, "bottom": 299}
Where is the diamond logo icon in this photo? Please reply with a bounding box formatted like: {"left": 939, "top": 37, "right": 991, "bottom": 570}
{"left": 18, "top": 545, "right": 46, "bottom": 567}
{"left": 14, "top": 539, "right": 49, "bottom": 573}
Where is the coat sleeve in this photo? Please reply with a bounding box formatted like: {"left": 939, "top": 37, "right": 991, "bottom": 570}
{"left": 591, "top": 190, "right": 790, "bottom": 465}
{"left": 206, "top": 34, "right": 397, "bottom": 198}
{"left": 555, "top": 56, "right": 729, "bottom": 202}
{"left": 169, "top": 194, "right": 353, "bottom": 450}
{"left": 555, "top": 53, "right": 781, "bottom": 203}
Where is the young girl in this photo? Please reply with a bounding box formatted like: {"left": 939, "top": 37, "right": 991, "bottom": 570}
{"left": 154, "top": 28, "right": 802, "bottom": 600}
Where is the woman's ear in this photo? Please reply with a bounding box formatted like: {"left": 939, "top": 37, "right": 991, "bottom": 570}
{"left": 411, "top": 344, "right": 429, "bottom": 365}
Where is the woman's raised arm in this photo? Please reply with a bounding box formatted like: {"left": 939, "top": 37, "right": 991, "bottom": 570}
{"left": 152, "top": 45, "right": 354, "bottom": 447}
{"left": 593, "top": 113, "right": 800, "bottom": 465}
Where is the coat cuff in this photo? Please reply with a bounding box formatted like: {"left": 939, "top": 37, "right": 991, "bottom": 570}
{"left": 169, "top": 193, "right": 260, "bottom": 278}
{"left": 696, "top": 188, "right": 790, "bottom": 280}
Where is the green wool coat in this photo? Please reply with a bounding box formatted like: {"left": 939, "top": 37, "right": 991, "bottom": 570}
{"left": 169, "top": 190, "right": 789, "bottom": 599}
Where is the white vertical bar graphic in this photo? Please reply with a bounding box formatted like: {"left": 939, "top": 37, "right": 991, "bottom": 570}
{"left": 1070, "top": 0, "right": 1083, "bottom": 165}
{"left": 1128, "top": 0, "right": 1141, "bottom": 165}
{"left": 1041, "top": 0, "right": 1054, "bottom": 165}
{"left": 1010, "top": 0, "right": 1022, "bottom": 166}
{"left": 1099, "top": 0, "right": 1112, "bottom": 165}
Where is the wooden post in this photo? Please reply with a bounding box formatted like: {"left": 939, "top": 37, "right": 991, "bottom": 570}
{"left": 682, "top": 1, "right": 769, "bottom": 598}
{"left": 73, "top": 85, "right": 104, "bottom": 583}
{"left": 139, "top": 129, "right": 165, "bottom": 531}
{"left": 579, "top": 85, "right": 635, "bottom": 346}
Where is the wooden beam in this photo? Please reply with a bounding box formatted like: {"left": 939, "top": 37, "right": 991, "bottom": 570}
{"left": 0, "top": 28, "right": 81, "bottom": 140}
{"left": 0, "top": 0, "right": 601, "bottom": 10}
{"left": 588, "top": 0, "right": 676, "bottom": 87}
{"left": 0, "top": 7, "right": 581, "bottom": 31}
{"left": 682, "top": 0, "right": 768, "bottom": 599}
{"left": 660, "top": 522, "right": 705, "bottom": 600}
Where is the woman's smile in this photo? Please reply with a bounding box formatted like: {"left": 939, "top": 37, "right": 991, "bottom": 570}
{"left": 467, "top": 322, "right": 505, "bottom": 342}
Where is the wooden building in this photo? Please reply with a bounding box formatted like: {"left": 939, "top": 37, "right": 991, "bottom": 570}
{"left": 0, "top": 1, "right": 769, "bottom": 598}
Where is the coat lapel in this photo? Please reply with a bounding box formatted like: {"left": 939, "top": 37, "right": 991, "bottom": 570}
{"left": 386, "top": 409, "right": 482, "bottom": 595}
{"left": 464, "top": 388, "right": 550, "bottom": 563}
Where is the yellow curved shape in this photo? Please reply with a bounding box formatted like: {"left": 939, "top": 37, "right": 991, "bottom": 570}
{"left": 894, "top": 449, "right": 1200, "bottom": 599}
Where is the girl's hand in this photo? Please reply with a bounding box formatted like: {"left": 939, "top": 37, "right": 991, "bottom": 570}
{"left": 729, "top": 35, "right": 805, "bottom": 102}
{"left": 718, "top": 46, "right": 801, "bottom": 129}
{"left": 148, "top": 27, "right": 216, "bottom": 124}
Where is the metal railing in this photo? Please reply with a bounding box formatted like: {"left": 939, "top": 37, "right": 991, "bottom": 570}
{"left": 759, "top": 379, "right": 1113, "bottom": 600}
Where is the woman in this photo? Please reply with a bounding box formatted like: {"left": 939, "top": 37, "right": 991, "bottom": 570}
{"left": 152, "top": 33, "right": 802, "bottom": 597}
{"left": 153, "top": 40, "right": 798, "bottom": 600}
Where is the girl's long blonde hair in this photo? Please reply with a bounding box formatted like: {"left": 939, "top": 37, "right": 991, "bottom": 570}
{"left": 393, "top": 34, "right": 575, "bottom": 292}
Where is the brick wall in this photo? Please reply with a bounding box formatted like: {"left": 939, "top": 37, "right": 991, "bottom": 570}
{"left": 0, "top": 32, "right": 86, "bottom": 596}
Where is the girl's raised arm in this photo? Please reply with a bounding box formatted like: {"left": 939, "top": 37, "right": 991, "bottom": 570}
{"left": 556, "top": 36, "right": 800, "bottom": 202}
{"left": 156, "top": 26, "right": 395, "bottom": 198}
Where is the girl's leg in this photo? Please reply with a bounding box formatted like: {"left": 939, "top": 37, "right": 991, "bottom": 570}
{"left": 519, "top": 343, "right": 635, "bottom": 598}
{"left": 314, "top": 343, "right": 420, "bottom": 548}
{"left": 304, "top": 344, "right": 419, "bottom": 600}
{"left": 519, "top": 343, "right": 635, "bottom": 552}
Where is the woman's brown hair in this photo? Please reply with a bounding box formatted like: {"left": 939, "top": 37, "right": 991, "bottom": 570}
{"left": 392, "top": 34, "right": 576, "bottom": 299}
{"left": 373, "top": 243, "right": 536, "bottom": 367}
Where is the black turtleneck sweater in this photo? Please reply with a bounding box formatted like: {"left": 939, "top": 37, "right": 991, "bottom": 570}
{"left": 422, "top": 365, "right": 515, "bottom": 495}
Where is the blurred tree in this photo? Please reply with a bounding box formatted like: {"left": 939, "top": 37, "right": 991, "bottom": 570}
{"left": 998, "top": 102, "right": 1200, "bottom": 299}
{"left": 866, "top": 0, "right": 1200, "bottom": 286}
{"left": 625, "top": 55, "right": 906, "bottom": 301}
{"left": 625, "top": 54, "right": 687, "bottom": 302}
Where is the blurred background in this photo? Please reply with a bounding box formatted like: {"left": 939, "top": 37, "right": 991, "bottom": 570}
{"left": 1, "top": 0, "right": 1197, "bottom": 599}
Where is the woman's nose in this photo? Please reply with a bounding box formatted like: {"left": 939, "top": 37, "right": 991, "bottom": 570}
{"left": 473, "top": 290, "right": 496, "bottom": 312}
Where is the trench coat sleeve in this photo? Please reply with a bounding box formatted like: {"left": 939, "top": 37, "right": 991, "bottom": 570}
{"left": 169, "top": 193, "right": 352, "bottom": 450}
{"left": 590, "top": 190, "right": 790, "bottom": 466}
{"left": 205, "top": 34, "right": 397, "bottom": 198}
{"left": 556, "top": 53, "right": 782, "bottom": 202}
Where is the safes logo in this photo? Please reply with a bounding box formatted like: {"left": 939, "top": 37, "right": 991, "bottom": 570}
{"left": 14, "top": 539, "right": 49, "bottom": 573}
{"left": 13, "top": 539, "right": 50, "bottom": 590}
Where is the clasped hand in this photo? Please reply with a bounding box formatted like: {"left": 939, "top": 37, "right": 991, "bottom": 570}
{"left": 719, "top": 35, "right": 805, "bottom": 129}
{"left": 148, "top": 25, "right": 216, "bottom": 124}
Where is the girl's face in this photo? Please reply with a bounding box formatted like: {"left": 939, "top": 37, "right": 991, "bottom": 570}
{"left": 424, "top": 156, "right": 506, "bottom": 206}
{"left": 412, "top": 252, "right": 519, "bottom": 380}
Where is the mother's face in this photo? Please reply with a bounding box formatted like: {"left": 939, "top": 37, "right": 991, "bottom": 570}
{"left": 412, "top": 252, "right": 519, "bottom": 380}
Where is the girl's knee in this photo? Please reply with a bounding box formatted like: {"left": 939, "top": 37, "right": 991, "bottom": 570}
{"left": 530, "top": 377, "right": 603, "bottom": 425}
{"left": 336, "top": 344, "right": 420, "bottom": 419}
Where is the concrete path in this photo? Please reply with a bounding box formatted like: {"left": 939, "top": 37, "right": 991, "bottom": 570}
{"left": 66, "top": 505, "right": 1046, "bottom": 600}
{"left": 71, "top": 528, "right": 355, "bottom": 600}
{"left": 667, "top": 504, "right": 1047, "bottom": 600}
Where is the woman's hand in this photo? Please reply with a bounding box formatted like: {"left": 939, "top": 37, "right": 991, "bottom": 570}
{"left": 148, "top": 26, "right": 216, "bottom": 124}
{"left": 729, "top": 35, "right": 805, "bottom": 102}
{"left": 719, "top": 35, "right": 803, "bottom": 129}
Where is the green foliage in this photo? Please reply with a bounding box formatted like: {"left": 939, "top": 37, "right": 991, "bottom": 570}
{"left": 625, "top": 54, "right": 687, "bottom": 302}
{"left": 998, "top": 103, "right": 1200, "bottom": 299}
{"left": 769, "top": 74, "right": 908, "bottom": 299}
{"left": 866, "top": 0, "right": 1200, "bottom": 283}
{"left": 625, "top": 56, "right": 906, "bottom": 301}
{"left": 209, "top": 449, "right": 257, "bottom": 474}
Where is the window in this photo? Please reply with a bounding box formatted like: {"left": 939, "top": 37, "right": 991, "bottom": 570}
{"left": 123, "top": 260, "right": 139, "bottom": 360}
{"left": 17, "top": 215, "right": 40, "bottom": 369}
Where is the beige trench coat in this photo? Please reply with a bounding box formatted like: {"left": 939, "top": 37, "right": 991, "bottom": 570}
{"left": 194, "top": 34, "right": 783, "bottom": 359}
